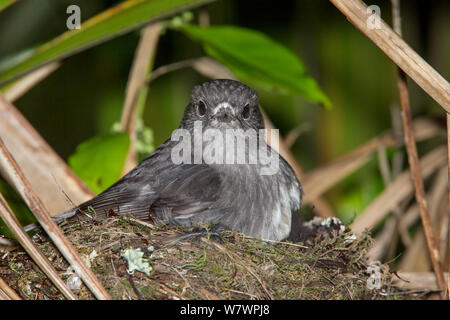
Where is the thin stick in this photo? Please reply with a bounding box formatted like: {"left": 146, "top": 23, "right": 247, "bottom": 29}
{"left": 390, "top": 0, "right": 447, "bottom": 298}
{"left": 393, "top": 272, "right": 449, "bottom": 292}
{"left": 447, "top": 112, "right": 450, "bottom": 298}
{"left": 120, "top": 22, "right": 163, "bottom": 175}
{"left": 0, "top": 192, "right": 76, "bottom": 300}
{"left": 147, "top": 58, "right": 200, "bottom": 83}
{"left": 2, "top": 62, "right": 60, "bottom": 102}
{"left": 0, "top": 138, "right": 111, "bottom": 300}
{"left": 328, "top": 0, "right": 450, "bottom": 112}
{"left": 0, "top": 276, "right": 21, "bottom": 300}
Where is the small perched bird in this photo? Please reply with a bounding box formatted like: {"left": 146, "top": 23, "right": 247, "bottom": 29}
{"left": 27, "top": 79, "right": 302, "bottom": 241}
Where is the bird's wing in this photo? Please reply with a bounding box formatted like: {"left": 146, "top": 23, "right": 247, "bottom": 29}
{"left": 74, "top": 140, "right": 174, "bottom": 221}
{"left": 74, "top": 140, "right": 224, "bottom": 224}
{"left": 149, "top": 163, "right": 223, "bottom": 224}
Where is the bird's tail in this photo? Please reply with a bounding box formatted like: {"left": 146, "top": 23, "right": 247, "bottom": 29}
{"left": 23, "top": 208, "right": 78, "bottom": 233}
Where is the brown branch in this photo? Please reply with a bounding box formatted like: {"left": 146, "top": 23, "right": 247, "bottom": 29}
{"left": 390, "top": 0, "right": 447, "bottom": 298}
{"left": 0, "top": 95, "right": 94, "bottom": 215}
{"left": 121, "top": 22, "right": 163, "bottom": 175}
{"left": 0, "top": 192, "right": 76, "bottom": 300}
{"left": 328, "top": 0, "right": 450, "bottom": 112}
{"left": 0, "top": 138, "right": 111, "bottom": 300}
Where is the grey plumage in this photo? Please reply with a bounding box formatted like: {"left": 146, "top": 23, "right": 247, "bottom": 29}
{"left": 27, "top": 79, "right": 302, "bottom": 241}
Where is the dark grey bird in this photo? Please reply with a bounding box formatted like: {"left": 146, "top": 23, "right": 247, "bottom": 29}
{"left": 26, "top": 79, "right": 302, "bottom": 241}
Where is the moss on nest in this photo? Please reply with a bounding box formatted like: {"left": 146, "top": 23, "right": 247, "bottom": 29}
{"left": 0, "top": 216, "right": 399, "bottom": 300}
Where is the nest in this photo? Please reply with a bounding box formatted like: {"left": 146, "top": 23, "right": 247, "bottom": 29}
{"left": 0, "top": 216, "right": 398, "bottom": 300}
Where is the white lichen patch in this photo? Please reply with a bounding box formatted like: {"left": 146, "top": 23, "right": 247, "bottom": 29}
{"left": 121, "top": 248, "right": 153, "bottom": 276}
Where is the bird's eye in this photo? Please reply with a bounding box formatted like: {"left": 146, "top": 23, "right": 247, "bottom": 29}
{"left": 242, "top": 104, "right": 251, "bottom": 119}
{"left": 197, "top": 101, "right": 207, "bottom": 116}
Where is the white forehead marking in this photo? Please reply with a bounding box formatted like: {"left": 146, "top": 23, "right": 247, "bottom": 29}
{"left": 213, "top": 102, "right": 234, "bottom": 115}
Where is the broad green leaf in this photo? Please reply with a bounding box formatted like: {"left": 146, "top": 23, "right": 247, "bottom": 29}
{"left": 0, "top": 0, "right": 18, "bottom": 12}
{"left": 179, "top": 25, "right": 331, "bottom": 107}
{"left": 68, "top": 133, "right": 130, "bottom": 194}
{"left": 0, "top": 0, "right": 213, "bottom": 85}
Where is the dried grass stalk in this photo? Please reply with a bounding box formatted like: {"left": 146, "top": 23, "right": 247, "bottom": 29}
{"left": 0, "top": 192, "right": 76, "bottom": 300}
{"left": 351, "top": 146, "right": 446, "bottom": 235}
{"left": 329, "top": 0, "right": 450, "bottom": 111}
{"left": 393, "top": 272, "right": 449, "bottom": 292}
{"left": 3, "top": 62, "right": 60, "bottom": 102}
{"left": 390, "top": 0, "right": 447, "bottom": 297}
{"left": 0, "top": 138, "right": 110, "bottom": 300}
{"left": 0, "top": 95, "right": 93, "bottom": 215}
{"left": 121, "top": 22, "right": 163, "bottom": 175}
{"left": 303, "top": 118, "right": 441, "bottom": 202}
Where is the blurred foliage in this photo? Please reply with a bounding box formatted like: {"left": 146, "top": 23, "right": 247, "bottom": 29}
{"left": 0, "top": 0, "right": 448, "bottom": 224}
{"left": 0, "top": 0, "right": 212, "bottom": 84}
{"left": 0, "top": 0, "right": 17, "bottom": 12}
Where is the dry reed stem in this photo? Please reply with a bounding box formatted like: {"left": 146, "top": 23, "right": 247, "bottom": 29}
{"left": 351, "top": 146, "right": 446, "bottom": 234}
{"left": 121, "top": 22, "right": 163, "bottom": 175}
{"left": 393, "top": 272, "right": 449, "bottom": 292}
{"left": 3, "top": 62, "right": 60, "bottom": 102}
{"left": 390, "top": 0, "right": 446, "bottom": 297}
{"left": 0, "top": 291, "right": 8, "bottom": 300}
{"left": 0, "top": 95, "right": 94, "bottom": 215}
{"left": 0, "top": 275, "right": 21, "bottom": 300}
{"left": 329, "top": 0, "right": 450, "bottom": 111}
{"left": 398, "top": 167, "right": 448, "bottom": 272}
{"left": 368, "top": 217, "right": 396, "bottom": 262}
{"left": 303, "top": 118, "right": 441, "bottom": 202}
{"left": 376, "top": 147, "right": 409, "bottom": 260}
{"left": 0, "top": 138, "right": 111, "bottom": 300}
{"left": 283, "top": 123, "right": 311, "bottom": 149}
{"left": 370, "top": 167, "right": 447, "bottom": 262}
{"left": 0, "top": 192, "right": 76, "bottom": 300}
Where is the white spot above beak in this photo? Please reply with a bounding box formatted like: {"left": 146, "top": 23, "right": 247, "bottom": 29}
{"left": 212, "top": 102, "right": 235, "bottom": 116}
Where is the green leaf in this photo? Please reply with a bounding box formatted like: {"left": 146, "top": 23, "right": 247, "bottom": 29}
{"left": 179, "top": 25, "right": 331, "bottom": 107}
{"left": 68, "top": 133, "right": 130, "bottom": 194}
{"left": 0, "top": 0, "right": 213, "bottom": 85}
{"left": 0, "top": 0, "right": 18, "bottom": 12}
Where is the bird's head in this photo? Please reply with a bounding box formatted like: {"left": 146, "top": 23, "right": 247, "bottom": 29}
{"left": 180, "top": 79, "right": 264, "bottom": 131}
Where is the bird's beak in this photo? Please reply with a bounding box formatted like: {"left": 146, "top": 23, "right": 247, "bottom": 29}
{"left": 212, "top": 102, "right": 236, "bottom": 123}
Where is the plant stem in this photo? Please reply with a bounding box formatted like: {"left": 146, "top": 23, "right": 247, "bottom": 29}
{"left": 390, "top": 0, "right": 447, "bottom": 299}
